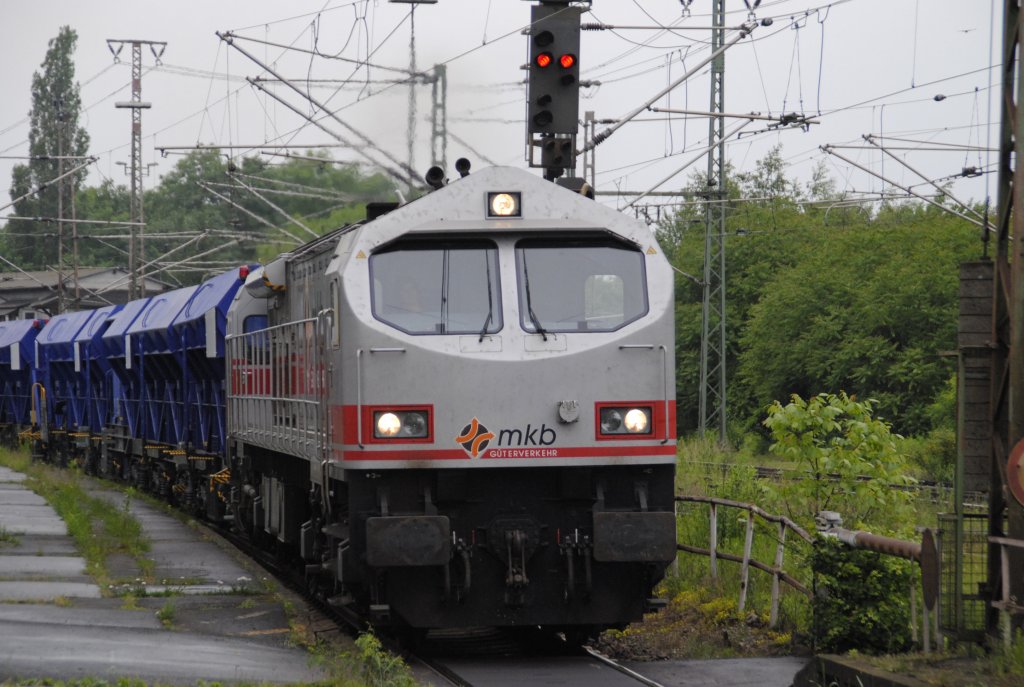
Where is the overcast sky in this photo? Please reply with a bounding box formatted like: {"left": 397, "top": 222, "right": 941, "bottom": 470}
{"left": 0, "top": 0, "right": 1000, "bottom": 225}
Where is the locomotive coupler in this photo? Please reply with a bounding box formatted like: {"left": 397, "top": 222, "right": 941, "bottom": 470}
{"left": 559, "top": 529, "right": 593, "bottom": 601}
{"left": 505, "top": 529, "right": 530, "bottom": 589}
{"left": 503, "top": 529, "right": 532, "bottom": 606}
{"left": 487, "top": 517, "right": 539, "bottom": 606}
{"left": 444, "top": 536, "right": 473, "bottom": 602}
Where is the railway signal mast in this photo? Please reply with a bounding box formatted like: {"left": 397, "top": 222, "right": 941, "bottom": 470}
{"left": 526, "top": 1, "right": 586, "bottom": 189}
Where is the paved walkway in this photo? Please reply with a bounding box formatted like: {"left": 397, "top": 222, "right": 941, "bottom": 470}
{"left": 0, "top": 465, "right": 100, "bottom": 601}
{"left": 85, "top": 485, "right": 256, "bottom": 594}
{"left": 0, "top": 465, "right": 328, "bottom": 684}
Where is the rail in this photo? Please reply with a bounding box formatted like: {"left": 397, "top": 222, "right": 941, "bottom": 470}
{"left": 675, "top": 495, "right": 813, "bottom": 628}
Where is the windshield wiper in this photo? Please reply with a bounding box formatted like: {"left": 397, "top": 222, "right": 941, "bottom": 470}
{"left": 520, "top": 253, "right": 548, "bottom": 341}
{"left": 478, "top": 251, "right": 495, "bottom": 342}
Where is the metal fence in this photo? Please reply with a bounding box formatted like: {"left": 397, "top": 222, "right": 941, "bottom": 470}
{"left": 675, "top": 495, "right": 813, "bottom": 628}
{"left": 938, "top": 511, "right": 989, "bottom": 642}
{"left": 226, "top": 316, "right": 328, "bottom": 462}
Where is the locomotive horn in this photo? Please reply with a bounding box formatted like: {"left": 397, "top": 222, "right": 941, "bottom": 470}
{"left": 455, "top": 158, "right": 472, "bottom": 178}
{"left": 425, "top": 166, "right": 446, "bottom": 190}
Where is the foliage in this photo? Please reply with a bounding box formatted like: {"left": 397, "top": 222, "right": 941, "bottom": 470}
{"left": 811, "top": 537, "right": 913, "bottom": 655}
{"left": 995, "top": 633, "right": 1024, "bottom": 677}
{"left": 0, "top": 525, "right": 19, "bottom": 547}
{"left": 156, "top": 600, "right": 176, "bottom": 628}
{"left": 902, "top": 429, "right": 956, "bottom": 484}
{"left": 352, "top": 632, "right": 416, "bottom": 687}
{"left": 661, "top": 145, "right": 980, "bottom": 439}
{"left": 762, "top": 392, "right": 915, "bottom": 531}
{"left": 594, "top": 586, "right": 798, "bottom": 660}
{"left": 5, "top": 26, "right": 90, "bottom": 269}
{"left": 671, "top": 439, "right": 814, "bottom": 643}
{"left": 737, "top": 214, "right": 974, "bottom": 437}
{"left": 900, "top": 375, "right": 957, "bottom": 483}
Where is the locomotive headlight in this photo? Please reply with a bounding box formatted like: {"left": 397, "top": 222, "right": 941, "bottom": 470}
{"left": 376, "top": 412, "right": 402, "bottom": 437}
{"left": 373, "top": 409, "right": 430, "bottom": 440}
{"left": 598, "top": 405, "right": 653, "bottom": 436}
{"left": 624, "top": 408, "right": 649, "bottom": 433}
{"left": 402, "top": 411, "right": 427, "bottom": 437}
{"left": 600, "top": 409, "right": 623, "bottom": 433}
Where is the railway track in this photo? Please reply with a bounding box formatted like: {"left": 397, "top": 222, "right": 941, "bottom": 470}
{"left": 206, "top": 520, "right": 666, "bottom": 686}
{"left": 409, "top": 629, "right": 665, "bottom": 687}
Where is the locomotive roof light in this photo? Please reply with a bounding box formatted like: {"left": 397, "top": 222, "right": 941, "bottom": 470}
{"left": 486, "top": 191, "right": 521, "bottom": 218}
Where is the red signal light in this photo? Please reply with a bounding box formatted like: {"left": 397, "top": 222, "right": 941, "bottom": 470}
{"left": 238, "top": 265, "right": 250, "bottom": 280}
{"left": 535, "top": 52, "right": 553, "bottom": 68}
{"left": 559, "top": 53, "right": 576, "bottom": 69}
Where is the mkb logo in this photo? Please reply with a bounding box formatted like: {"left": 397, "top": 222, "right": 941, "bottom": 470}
{"left": 455, "top": 417, "right": 494, "bottom": 458}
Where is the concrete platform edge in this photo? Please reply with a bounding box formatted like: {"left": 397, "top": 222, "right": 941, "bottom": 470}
{"left": 792, "top": 655, "right": 934, "bottom": 687}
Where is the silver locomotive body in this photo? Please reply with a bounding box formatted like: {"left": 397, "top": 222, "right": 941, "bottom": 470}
{"left": 227, "top": 167, "right": 677, "bottom": 632}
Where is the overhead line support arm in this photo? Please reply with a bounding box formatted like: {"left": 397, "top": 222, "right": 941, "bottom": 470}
{"left": 217, "top": 31, "right": 423, "bottom": 188}
{"left": 820, "top": 145, "right": 989, "bottom": 231}
{"left": 580, "top": 21, "right": 757, "bottom": 154}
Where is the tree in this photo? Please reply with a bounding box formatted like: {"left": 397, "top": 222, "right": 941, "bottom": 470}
{"left": 139, "top": 149, "right": 396, "bottom": 282}
{"left": 735, "top": 209, "right": 978, "bottom": 435}
{"left": 660, "top": 145, "right": 981, "bottom": 438}
{"left": 5, "top": 26, "right": 90, "bottom": 268}
{"left": 762, "top": 392, "right": 914, "bottom": 530}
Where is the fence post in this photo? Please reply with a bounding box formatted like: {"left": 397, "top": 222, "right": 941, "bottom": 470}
{"left": 909, "top": 579, "right": 918, "bottom": 646}
{"left": 770, "top": 521, "right": 786, "bottom": 628}
{"left": 922, "top": 586, "right": 931, "bottom": 654}
{"left": 1001, "top": 542, "right": 1011, "bottom": 647}
{"left": 709, "top": 502, "right": 718, "bottom": 579}
{"left": 738, "top": 513, "right": 754, "bottom": 612}
{"left": 672, "top": 500, "right": 679, "bottom": 577}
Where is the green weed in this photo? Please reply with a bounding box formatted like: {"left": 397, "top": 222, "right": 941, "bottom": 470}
{"left": 0, "top": 525, "right": 19, "bottom": 547}
{"left": 156, "top": 600, "right": 176, "bottom": 628}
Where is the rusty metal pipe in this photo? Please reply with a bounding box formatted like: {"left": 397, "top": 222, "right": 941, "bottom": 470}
{"left": 833, "top": 528, "right": 922, "bottom": 562}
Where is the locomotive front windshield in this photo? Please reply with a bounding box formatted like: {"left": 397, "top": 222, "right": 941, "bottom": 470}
{"left": 370, "top": 240, "right": 502, "bottom": 335}
{"left": 516, "top": 238, "right": 648, "bottom": 333}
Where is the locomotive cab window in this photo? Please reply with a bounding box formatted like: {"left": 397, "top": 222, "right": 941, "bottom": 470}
{"left": 516, "top": 238, "right": 648, "bottom": 334}
{"left": 370, "top": 240, "right": 502, "bottom": 336}
{"left": 242, "top": 315, "right": 269, "bottom": 363}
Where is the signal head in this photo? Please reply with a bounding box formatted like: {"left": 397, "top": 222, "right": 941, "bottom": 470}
{"left": 534, "top": 29, "right": 554, "bottom": 48}
{"left": 526, "top": 4, "right": 582, "bottom": 135}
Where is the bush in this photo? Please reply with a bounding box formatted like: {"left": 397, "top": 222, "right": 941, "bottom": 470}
{"left": 763, "top": 392, "right": 916, "bottom": 531}
{"left": 903, "top": 428, "right": 955, "bottom": 484}
{"left": 811, "top": 537, "right": 913, "bottom": 654}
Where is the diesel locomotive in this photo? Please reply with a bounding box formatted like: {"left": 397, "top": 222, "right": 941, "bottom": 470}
{"left": 0, "top": 163, "right": 678, "bottom": 636}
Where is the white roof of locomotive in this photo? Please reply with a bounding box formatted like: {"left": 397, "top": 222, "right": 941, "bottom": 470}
{"left": 352, "top": 166, "right": 656, "bottom": 250}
